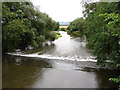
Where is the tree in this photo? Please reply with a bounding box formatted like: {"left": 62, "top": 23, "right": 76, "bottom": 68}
{"left": 68, "top": 18, "right": 86, "bottom": 36}
{"left": 82, "top": 2, "right": 120, "bottom": 65}
{"left": 2, "top": 2, "right": 59, "bottom": 53}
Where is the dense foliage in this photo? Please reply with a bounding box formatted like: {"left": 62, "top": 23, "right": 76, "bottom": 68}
{"left": 2, "top": 2, "right": 59, "bottom": 53}
{"left": 68, "top": 18, "right": 86, "bottom": 37}
{"left": 68, "top": 2, "right": 120, "bottom": 88}
{"left": 68, "top": 2, "right": 120, "bottom": 66}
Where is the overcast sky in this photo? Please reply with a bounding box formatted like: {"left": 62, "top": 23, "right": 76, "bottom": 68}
{"left": 30, "top": 0, "right": 84, "bottom": 22}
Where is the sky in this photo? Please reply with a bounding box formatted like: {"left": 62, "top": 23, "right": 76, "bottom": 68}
{"left": 30, "top": 0, "right": 84, "bottom": 22}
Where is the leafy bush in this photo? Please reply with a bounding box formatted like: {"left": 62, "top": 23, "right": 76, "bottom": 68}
{"left": 3, "top": 19, "right": 31, "bottom": 52}
{"left": 109, "top": 64, "right": 120, "bottom": 89}
{"left": 48, "top": 32, "right": 56, "bottom": 41}
{"left": 60, "top": 28, "right": 66, "bottom": 31}
{"left": 35, "top": 35, "right": 45, "bottom": 47}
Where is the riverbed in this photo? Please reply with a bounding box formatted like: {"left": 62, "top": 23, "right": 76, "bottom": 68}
{"left": 2, "top": 31, "right": 119, "bottom": 88}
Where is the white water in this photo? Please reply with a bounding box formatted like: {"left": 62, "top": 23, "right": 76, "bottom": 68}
{"left": 8, "top": 31, "right": 97, "bottom": 62}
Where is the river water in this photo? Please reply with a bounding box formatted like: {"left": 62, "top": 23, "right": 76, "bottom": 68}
{"left": 3, "top": 31, "right": 119, "bottom": 88}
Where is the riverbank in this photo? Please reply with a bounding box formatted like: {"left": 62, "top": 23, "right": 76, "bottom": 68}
{"left": 4, "top": 31, "right": 62, "bottom": 55}
{"left": 5, "top": 31, "right": 116, "bottom": 70}
{"left": 3, "top": 31, "right": 120, "bottom": 88}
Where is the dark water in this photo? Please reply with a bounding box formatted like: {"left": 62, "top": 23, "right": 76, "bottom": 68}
{"left": 3, "top": 31, "right": 119, "bottom": 88}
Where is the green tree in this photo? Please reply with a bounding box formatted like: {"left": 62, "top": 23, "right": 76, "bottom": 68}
{"left": 82, "top": 2, "right": 120, "bottom": 65}
{"left": 2, "top": 2, "right": 59, "bottom": 53}
{"left": 68, "top": 18, "right": 86, "bottom": 37}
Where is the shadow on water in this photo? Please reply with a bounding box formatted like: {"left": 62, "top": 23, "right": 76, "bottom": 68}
{"left": 80, "top": 67, "right": 119, "bottom": 88}
{"left": 2, "top": 55, "right": 119, "bottom": 88}
{"left": 2, "top": 55, "right": 52, "bottom": 88}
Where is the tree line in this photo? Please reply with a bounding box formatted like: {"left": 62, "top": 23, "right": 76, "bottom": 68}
{"left": 68, "top": 2, "right": 120, "bottom": 66}
{"left": 68, "top": 2, "right": 120, "bottom": 87}
{"left": 2, "top": 2, "right": 59, "bottom": 53}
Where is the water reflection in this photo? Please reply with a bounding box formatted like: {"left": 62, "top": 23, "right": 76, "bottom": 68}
{"left": 8, "top": 31, "right": 96, "bottom": 62}
{"left": 31, "top": 68, "right": 98, "bottom": 88}
{"left": 35, "top": 31, "right": 96, "bottom": 62}
{"left": 80, "top": 67, "right": 119, "bottom": 88}
{"left": 3, "top": 31, "right": 119, "bottom": 88}
{"left": 3, "top": 55, "right": 119, "bottom": 88}
{"left": 2, "top": 55, "right": 52, "bottom": 88}
{"left": 44, "top": 31, "right": 92, "bottom": 58}
{"left": 42, "top": 42, "right": 56, "bottom": 55}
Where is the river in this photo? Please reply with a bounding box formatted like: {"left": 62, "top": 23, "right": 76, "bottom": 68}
{"left": 3, "top": 31, "right": 119, "bottom": 88}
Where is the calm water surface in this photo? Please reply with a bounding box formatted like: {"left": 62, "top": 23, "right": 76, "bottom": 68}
{"left": 3, "top": 31, "right": 119, "bottom": 88}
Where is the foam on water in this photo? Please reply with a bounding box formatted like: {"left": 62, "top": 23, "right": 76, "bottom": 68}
{"left": 7, "top": 52, "right": 97, "bottom": 62}
{"left": 7, "top": 31, "right": 97, "bottom": 63}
